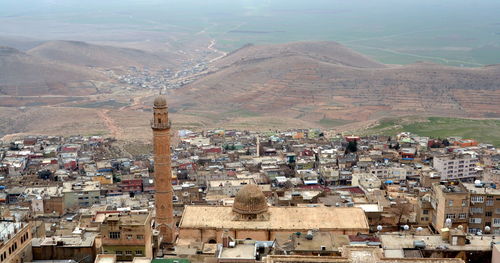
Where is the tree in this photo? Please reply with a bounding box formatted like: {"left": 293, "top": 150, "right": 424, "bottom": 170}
{"left": 391, "top": 199, "right": 413, "bottom": 226}
{"left": 9, "top": 142, "right": 19, "bottom": 151}
{"left": 346, "top": 141, "right": 358, "bottom": 153}
{"left": 38, "top": 170, "right": 52, "bottom": 180}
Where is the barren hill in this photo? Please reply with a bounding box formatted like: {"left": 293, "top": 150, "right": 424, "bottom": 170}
{"left": 213, "top": 41, "right": 385, "bottom": 69}
{"left": 0, "top": 46, "right": 105, "bottom": 96}
{"left": 27, "top": 40, "right": 180, "bottom": 69}
{"left": 170, "top": 42, "right": 500, "bottom": 127}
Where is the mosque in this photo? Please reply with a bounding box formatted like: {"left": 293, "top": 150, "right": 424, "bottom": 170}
{"left": 178, "top": 184, "right": 370, "bottom": 243}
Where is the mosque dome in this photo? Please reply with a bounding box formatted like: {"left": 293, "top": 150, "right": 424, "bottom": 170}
{"left": 232, "top": 184, "right": 268, "bottom": 215}
{"left": 153, "top": 95, "right": 167, "bottom": 107}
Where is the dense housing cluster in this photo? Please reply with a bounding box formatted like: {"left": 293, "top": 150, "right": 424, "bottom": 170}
{"left": 1, "top": 126, "right": 500, "bottom": 263}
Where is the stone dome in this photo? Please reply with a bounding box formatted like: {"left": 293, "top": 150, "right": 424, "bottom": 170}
{"left": 153, "top": 95, "right": 167, "bottom": 107}
{"left": 232, "top": 184, "right": 268, "bottom": 215}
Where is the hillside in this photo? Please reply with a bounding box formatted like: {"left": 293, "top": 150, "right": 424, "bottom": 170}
{"left": 358, "top": 117, "right": 500, "bottom": 146}
{"left": 0, "top": 46, "right": 105, "bottom": 96}
{"left": 27, "top": 40, "right": 180, "bottom": 69}
{"left": 213, "top": 41, "right": 386, "bottom": 69}
{"left": 170, "top": 41, "right": 500, "bottom": 127}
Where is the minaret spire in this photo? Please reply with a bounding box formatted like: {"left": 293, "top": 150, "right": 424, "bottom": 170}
{"left": 152, "top": 94, "right": 174, "bottom": 244}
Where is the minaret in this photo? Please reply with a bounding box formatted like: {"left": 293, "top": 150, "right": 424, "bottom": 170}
{"left": 151, "top": 95, "right": 174, "bottom": 244}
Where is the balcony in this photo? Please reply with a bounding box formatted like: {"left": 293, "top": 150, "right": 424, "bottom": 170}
{"left": 151, "top": 120, "right": 171, "bottom": 129}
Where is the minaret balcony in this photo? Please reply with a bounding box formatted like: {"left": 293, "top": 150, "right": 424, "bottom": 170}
{"left": 151, "top": 120, "right": 171, "bottom": 129}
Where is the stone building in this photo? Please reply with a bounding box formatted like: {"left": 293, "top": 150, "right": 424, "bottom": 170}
{"left": 100, "top": 211, "right": 153, "bottom": 261}
{"left": 178, "top": 184, "right": 369, "bottom": 243}
{"left": 0, "top": 221, "right": 32, "bottom": 263}
{"left": 31, "top": 233, "right": 96, "bottom": 263}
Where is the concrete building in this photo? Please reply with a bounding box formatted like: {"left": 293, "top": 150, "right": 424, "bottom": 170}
{"left": 208, "top": 179, "right": 256, "bottom": 197}
{"left": 100, "top": 211, "right": 153, "bottom": 261}
{"left": 431, "top": 183, "right": 469, "bottom": 232}
{"left": 152, "top": 95, "right": 175, "bottom": 244}
{"left": 0, "top": 221, "right": 32, "bottom": 263}
{"left": 31, "top": 232, "right": 97, "bottom": 263}
{"left": 462, "top": 182, "right": 500, "bottom": 234}
{"left": 433, "top": 154, "right": 478, "bottom": 180}
{"left": 62, "top": 181, "right": 101, "bottom": 211}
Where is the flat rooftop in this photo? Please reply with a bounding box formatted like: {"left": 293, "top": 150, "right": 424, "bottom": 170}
{"left": 0, "top": 222, "right": 24, "bottom": 242}
{"left": 462, "top": 183, "right": 500, "bottom": 195}
{"left": 94, "top": 255, "right": 116, "bottom": 263}
{"left": 104, "top": 213, "right": 150, "bottom": 225}
{"left": 381, "top": 234, "right": 494, "bottom": 251}
{"left": 180, "top": 206, "right": 369, "bottom": 231}
{"left": 219, "top": 244, "right": 255, "bottom": 259}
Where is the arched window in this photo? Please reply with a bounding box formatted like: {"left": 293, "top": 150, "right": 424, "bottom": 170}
{"left": 208, "top": 239, "right": 217, "bottom": 244}
{"left": 158, "top": 118, "right": 162, "bottom": 124}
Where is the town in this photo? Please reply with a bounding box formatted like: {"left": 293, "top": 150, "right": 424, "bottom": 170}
{"left": 1, "top": 97, "right": 500, "bottom": 263}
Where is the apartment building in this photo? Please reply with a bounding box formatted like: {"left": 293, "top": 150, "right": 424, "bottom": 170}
{"left": 62, "top": 181, "right": 101, "bottom": 210}
{"left": 433, "top": 154, "right": 478, "bottom": 180}
{"left": 462, "top": 182, "right": 500, "bottom": 234}
{"left": 431, "top": 183, "right": 469, "bottom": 232}
{"left": 0, "top": 222, "right": 32, "bottom": 263}
{"left": 101, "top": 211, "right": 153, "bottom": 261}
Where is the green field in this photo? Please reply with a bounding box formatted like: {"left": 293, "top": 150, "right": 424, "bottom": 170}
{"left": 1, "top": 0, "right": 500, "bottom": 67}
{"left": 360, "top": 117, "right": 500, "bottom": 146}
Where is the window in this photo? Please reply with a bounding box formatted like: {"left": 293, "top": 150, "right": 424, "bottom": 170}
{"left": 125, "top": 251, "right": 132, "bottom": 255}
{"left": 462, "top": 200, "right": 468, "bottom": 207}
{"left": 423, "top": 209, "right": 429, "bottom": 215}
{"left": 470, "top": 207, "right": 483, "bottom": 214}
{"left": 494, "top": 218, "right": 500, "bottom": 226}
{"left": 459, "top": 213, "right": 467, "bottom": 219}
{"left": 487, "top": 200, "right": 494, "bottom": 206}
{"left": 135, "top": 250, "right": 143, "bottom": 256}
{"left": 469, "top": 228, "right": 480, "bottom": 234}
{"left": 137, "top": 235, "right": 144, "bottom": 240}
{"left": 127, "top": 235, "right": 132, "bottom": 240}
{"left": 448, "top": 200, "right": 453, "bottom": 207}
{"left": 471, "top": 196, "right": 484, "bottom": 203}
{"left": 116, "top": 251, "right": 122, "bottom": 255}
{"left": 109, "top": 232, "right": 120, "bottom": 239}
{"left": 486, "top": 211, "right": 493, "bottom": 217}
{"left": 469, "top": 218, "right": 482, "bottom": 224}
{"left": 446, "top": 214, "right": 455, "bottom": 219}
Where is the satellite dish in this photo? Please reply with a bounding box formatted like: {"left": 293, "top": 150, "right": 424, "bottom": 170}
{"left": 416, "top": 227, "right": 423, "bottom": 232}
{"left": 485, "top": 226, "right": 491, "bottom": 232}
{"left": 403, "top": 225, "right": 410, "bottom": 231}
{"left": 377, "top": 225, "right": 383, "bottom": 231}
{"left": 457, "top": 225, "right": 464, "bottom": 230}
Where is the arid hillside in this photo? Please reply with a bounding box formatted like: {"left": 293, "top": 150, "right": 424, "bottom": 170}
{"left": 170, "top": 41, "right": 500, "bottom": 127}
{"left": 214, "top": 42, "right": 386, "bottom": 69}
{"left": 0, "top": 46, "right": 105, "bottom": 96}
{"left": 28, "top": 40, "right": 181, "bottom": 69}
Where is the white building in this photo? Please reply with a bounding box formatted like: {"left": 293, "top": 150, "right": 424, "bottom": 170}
{"left": 433, "top": 154, "right": 478, "bottom": 180}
